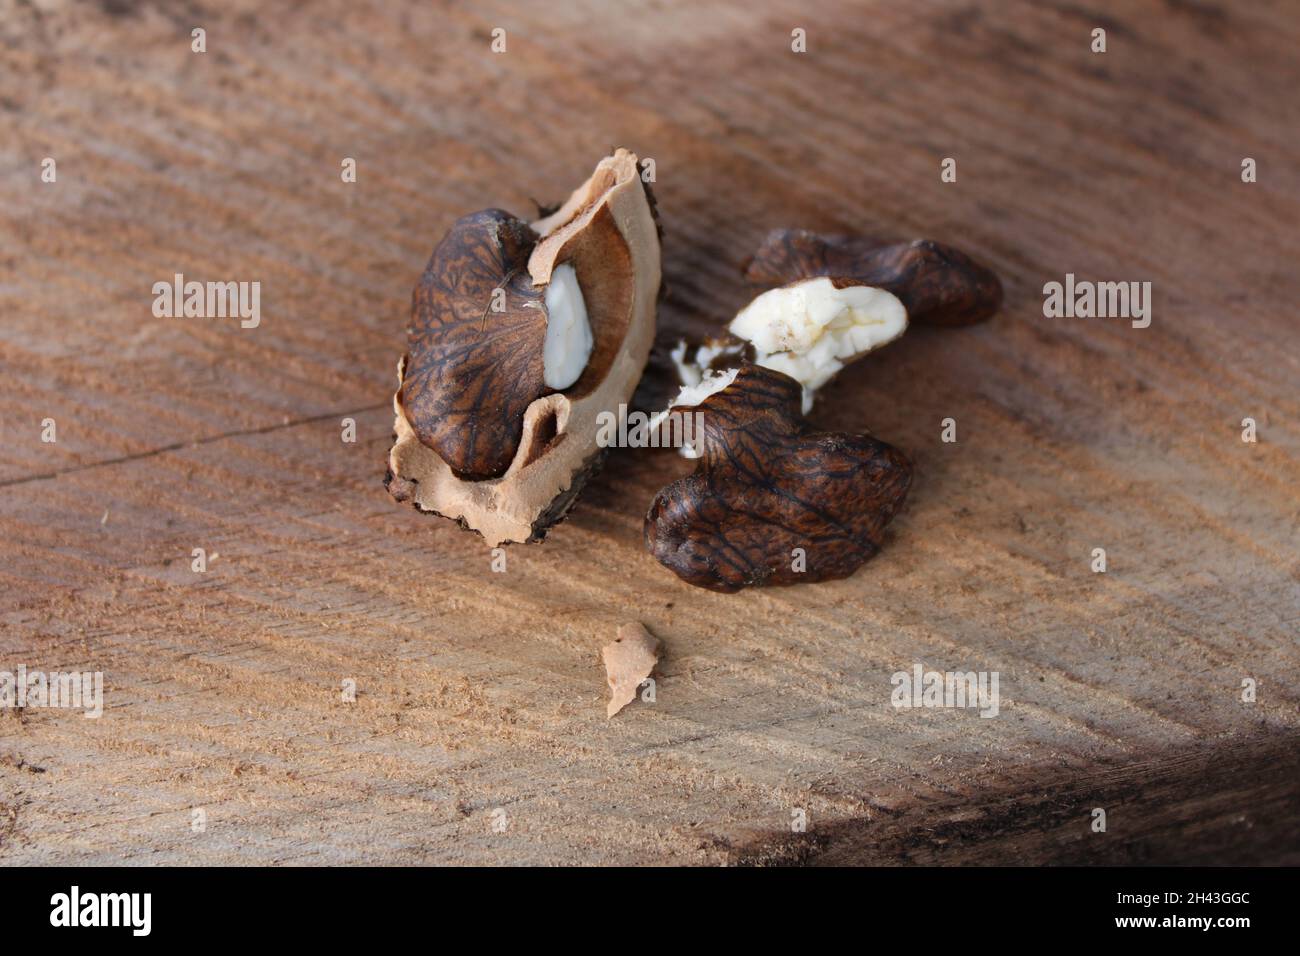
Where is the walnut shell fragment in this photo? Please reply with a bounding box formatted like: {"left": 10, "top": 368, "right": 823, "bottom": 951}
{"left": 386, "top": 149, "right": 662, "bottom": 545}
{"left": 602, "top": 622, "right": 661, "bottom": 718}
{"left": 645, "top": 364, "right": 912, "bottom": 592}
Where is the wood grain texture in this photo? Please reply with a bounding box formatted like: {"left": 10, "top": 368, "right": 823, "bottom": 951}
{"left": 1, "top": 0, "right": 1297, "bottom": 865}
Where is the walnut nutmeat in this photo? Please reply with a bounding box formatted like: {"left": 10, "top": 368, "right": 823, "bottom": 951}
{"left": 401, "top": 209, "right": 547, "bottom": 481}
{"left": 644, "top": 363, "right": 913, "bottom": 592}
{"left": 744, "top": 229, "right": 1003, "bottom": 328}
{"left": 672, "top": 231, "right": 1002, "bottom": 416}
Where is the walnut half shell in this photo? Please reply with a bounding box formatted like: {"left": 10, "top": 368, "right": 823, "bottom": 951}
{"left": 386, "top": 149, "right": 661, "bottom": 545}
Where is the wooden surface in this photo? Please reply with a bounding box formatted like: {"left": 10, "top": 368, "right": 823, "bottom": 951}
{"left": 2, "top": 0, "right": 1298, "bottom": 866}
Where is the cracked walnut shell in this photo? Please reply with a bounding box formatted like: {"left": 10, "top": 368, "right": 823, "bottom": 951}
{"left": 386, "top": 149, "right": 662, "bottom": 545}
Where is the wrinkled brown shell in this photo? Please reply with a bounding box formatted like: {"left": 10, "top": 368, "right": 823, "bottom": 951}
{"left": 744, "top": 230, "right": 1002, "bottom": 327}
{"left": 644, "top": 364, "right": 912, "bottom": 592}
{"left": 402, "top": 210, "right": 546, "bottom": 480}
